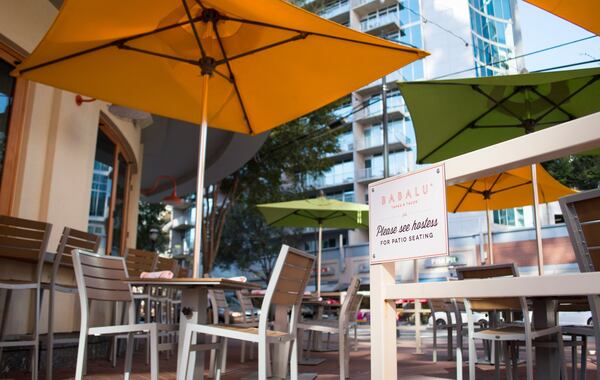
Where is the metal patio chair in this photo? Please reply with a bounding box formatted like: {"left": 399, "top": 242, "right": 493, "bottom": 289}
{"left": 112, "top": 248, "right": 158, "bottom": 367}
{"left": 43, "top": 227, "right": 100, "bottom": 380}
{"left": 297, "top": 276, "right": 361, "bottom": 379}
{"left": 72, "top": 249, "right": 175, "bottom": 380}
{"left": 0, "top": 215, "right": 52, "bottom": 380}
{"left": 429, "top": 298, "right": 466, "bottom": 363}
{"left": 236, "top": 289, "right": 260, "bottom": 363}
{"left": 560, "top": 187, "right": 600, "bottom": 380}
{"left": 457, "top": 263, "right": 566, "bottom": 380}
{"left": 179, "top": 245, "right": 315, "bottom": 380}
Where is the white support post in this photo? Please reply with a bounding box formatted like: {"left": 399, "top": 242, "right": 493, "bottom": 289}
{"left": 370, "top": 262, "right": 397, "bottom": 380}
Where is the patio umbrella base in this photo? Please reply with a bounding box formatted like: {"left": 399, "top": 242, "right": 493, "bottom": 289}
{"left": 298, "top": 357, "right": 326, "bottom": 365}
{"left": 241, "top": 372, "right": 317, "bottom": 380}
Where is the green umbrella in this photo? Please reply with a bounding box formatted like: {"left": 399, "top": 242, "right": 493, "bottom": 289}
{"left": 398, "top": 67, "right": 600, "bottom": 164}
{"left": 257, "top": 197, "right": 368, "bottom": 296}
{"left": 398, "top": 67, "right": 600, "bottom": 275}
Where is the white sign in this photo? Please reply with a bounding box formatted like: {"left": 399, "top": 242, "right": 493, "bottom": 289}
{"left": 369, "top": 164, "right": 449, "bottom": 264}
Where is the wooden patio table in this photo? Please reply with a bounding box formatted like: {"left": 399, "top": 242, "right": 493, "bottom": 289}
{"left": 127, "top": 277, "right": 259, "bottom": 380}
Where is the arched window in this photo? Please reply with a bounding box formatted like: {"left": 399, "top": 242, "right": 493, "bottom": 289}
{"left": 87, "top": 114, "right": 137, "bottom": 256}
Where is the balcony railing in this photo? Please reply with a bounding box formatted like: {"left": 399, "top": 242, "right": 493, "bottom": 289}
{"left": 364, "top": 99, "right": 402, "bottom": 118}
{"left": 319, "top": 0, "right": 350, "bottom": 19}
{"left": 360, "top": 13, "right": 400, "bottom": 33}
{"left": 305, "top": 171, "right": 354, "bottom": 188}
{"left": 359, "top": 129, "right": 407, "bottom": 150}
{"left": 357, "top": 165, "right": 404, "bottom": 181}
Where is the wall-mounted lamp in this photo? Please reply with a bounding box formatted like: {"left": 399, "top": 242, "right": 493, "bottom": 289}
{"left": 142, "top": 175, "right": 184, "bottom": 206}
{"left": 75, "top": 94, "right": 96, "bottom": 106}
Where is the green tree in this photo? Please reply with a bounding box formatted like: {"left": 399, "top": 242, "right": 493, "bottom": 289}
{"left": 201, "top": 103, "right": 343, "bottom": 275}
{"left": 543, "top": 154, "right": 600, "bottom": 190}
{"left": 136, "top": 200, "right": 169, "bottom": 252}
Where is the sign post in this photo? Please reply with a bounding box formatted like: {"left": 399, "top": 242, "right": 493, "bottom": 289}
{"left": 369, "top": 164, "right": 449, "bottom": 379}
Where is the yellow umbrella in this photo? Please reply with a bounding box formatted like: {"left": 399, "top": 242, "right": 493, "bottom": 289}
{"left": 13, "top": 0, "right": 427, "bottom": 276}
{"left": 525, "top": 0, "right": 600, "bottom": 36}
{"left": 447, "top": 165, "right": 576, "bottom": 265}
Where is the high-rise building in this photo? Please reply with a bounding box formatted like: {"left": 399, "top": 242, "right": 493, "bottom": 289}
{"left": 302, "top": 0, "right": 526, "bottom": 251}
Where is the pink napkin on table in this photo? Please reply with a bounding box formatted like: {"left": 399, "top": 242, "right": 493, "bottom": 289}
{"left": 140, "top": 270, "right": 174, "bottom": 279}
{"left": 227, "top": 276, "right": 247, "bottom": 282}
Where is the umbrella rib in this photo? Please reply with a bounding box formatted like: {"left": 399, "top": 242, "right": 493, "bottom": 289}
{"left": 471, "top": 85, "right": 526, "bottom": 124}
{"left": 489, "top": 181, "right": 532, "bottom": 195}
{"left": 214, "top": 33, "right": 308, "bottom": 66}
{"left": 221, "top": 15, "right": 423, "bottom": 54}
{"left": 452, "top": 180, "right": 477, "bottom": 213}
{"left": 17, "top": 17, "right": 204, "bottom": 75}
{"left": 529, "top": 87, "right": 576, "bottom": 121}
{"left": 182, "top": 0, "right": 207, "bottom": 60}
{"left": 419, "top": 85, "right": 523, "bottom": 163}
{"left": 533, "top": 75, "right": 600, "bottom": 125}
{"left": 118, "top": 44, "right": 199, "bottom": 66}
{"left": 212, "top": 20, "right": 254, "bottom": 134}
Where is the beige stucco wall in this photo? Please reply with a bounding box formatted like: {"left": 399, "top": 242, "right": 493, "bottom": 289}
{"left": 0, "top": 0, "right": 144, "bottom": 334}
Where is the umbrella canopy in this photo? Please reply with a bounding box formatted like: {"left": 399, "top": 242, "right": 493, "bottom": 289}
{"left": 447, "top": 165, "right": 576, "bottom": 213}
{"left": 257, "top": 197, "right": 368, "bottom": 296}
{"left": 13, "top": 0, "right": 427, "bottom": 277}
{"left": 13, "top": 0, "right": 427, "bottom": 135}
{"left": 258, "top": 198, "right": 369, "bottom": 229}
{"left": 525, "top": 0, "right": 600, "bottom": 36}
{"left": 397, "top": 67, "right": 600, "bottom": 164}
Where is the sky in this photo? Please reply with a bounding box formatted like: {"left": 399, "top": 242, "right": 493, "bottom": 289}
{"left": 517, "top": 0, "right": 600, "bottom": 72}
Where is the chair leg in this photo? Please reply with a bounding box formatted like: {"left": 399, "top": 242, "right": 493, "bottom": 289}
{"left": 0, "top": 289, "right": 12, "bottom": 370}
{"left": 31, "top": 287, "right": 40, "bottom": 380}
{"left": 124, "top": 332, "right": 135, "bottom": 380}
{"left": 75, "top": 328, "right": 88, "bottom": 380}
{"left": 581, "top": 336, "right": 587, "bottom": 380}
{"left": 178, "top": 325, "right": 194, "bottom": 379}
{"left": 511, "top": 342, "right": 519, "bottom": 380}
{"left": 258, "top": 338, "right": 268, "bottom": 380}
{"left": 503, "top": 342, "right": 512, "bottom": 380}
{"left": 494, "top": 341, "right": 500, "bottom": 380}
{"left": 339, "top": 332, "right": 346, "bottom": 379}
{"left": 46, "top": 286, "right": 54, "bottom": 380}
{"left": 291, "top": 336, "right": 299, "bottom": 380}
{"left": 241, "top": 341, "right": 246, "bottom": 363}
{"left": 149, "top": 324, "right": 159, "bottom": 380}
{"left": 557, "top": 333, "right": 567, "bottom": 380}
{"left": 468, "top": 335, "right": 476, "bottom": 380}
{"left": 432, "top": 322, "right": 438, "bottom": 362}
{"left": 214, "top": 337, "right": 226, "bottom": 380}
{"left": 111, "top": 336, "right": 118, "bottom": 367}
{"left": 571, "top": 336, "right": 578, "bottom": 380}
{"left": 524, "top": 339, "right": 534, "bottom": 380}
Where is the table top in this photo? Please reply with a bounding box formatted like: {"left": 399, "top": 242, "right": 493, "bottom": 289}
{"left": 127, "top": 277, "right": 261, "bottom": 290}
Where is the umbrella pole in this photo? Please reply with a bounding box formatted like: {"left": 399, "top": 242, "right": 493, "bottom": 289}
{"left": 531, "top": 163, "right": 544, "bottom": 275}
{"left": 486, "top": 206, "right": 494, "bottom": 265}
{"left": 192, "top": 73, "right": 210, "bottom": 278}
{"left": 317, "top": 222, "right": 323, "bottom": 298}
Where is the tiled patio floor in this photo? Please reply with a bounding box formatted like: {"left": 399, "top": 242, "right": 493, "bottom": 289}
{"left": 1, "top": 330, "right": 596, "bottom": 379}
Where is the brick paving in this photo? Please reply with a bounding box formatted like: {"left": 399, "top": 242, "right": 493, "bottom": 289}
{"left": 0, "top": 330, "right": 596, "bottom": 379}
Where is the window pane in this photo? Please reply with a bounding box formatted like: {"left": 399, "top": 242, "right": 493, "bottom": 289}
{"left": 0, "top": 59, "right": 16, "bottom": 182}
{"left": 88, "top": 129, "right": 115, "bottom": 255}
{"left": 110, "top": 154, "right": 127, "bottom": 256}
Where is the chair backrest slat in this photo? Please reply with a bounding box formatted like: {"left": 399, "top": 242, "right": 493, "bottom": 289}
{"left": 73, "top": 250, "right": 132, "bottom": 303}
{"left": 124, "top": 248, "right": 157, "bottom": 276}
{"left": 560, "top": 189, "right": 600, "bottom": 272}
{"left": 269, "top": 246, "right": 315, "bottom": 307}
{"left": 0, "top": 216, "right": 51, "bottom": 272}
{"left": 209, "top": 289, "right": 228, "bottom": 309}
{"left": 55, "top": 227, "right": 100, "bottom": 267}
{"left": 260, "top": 245, "right": 315, "bottom": 336}
{"left": 155, "top": 255, "right": 177, "bottom": 272}
{"left": 340, "top": 276, "right": 361, "bottom": 320}
{"left": 236, "top": 289, "right": 258, "bottom": 323}
{"left": 456, "top": 263, "right": 520, "bottom": 311}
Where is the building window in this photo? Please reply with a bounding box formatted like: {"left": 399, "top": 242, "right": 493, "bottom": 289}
{"left": 87, "top": 123, "right": 134, "bottom": 256}
{"left": 493, "top": 207, "right": 525, "bottom": 227}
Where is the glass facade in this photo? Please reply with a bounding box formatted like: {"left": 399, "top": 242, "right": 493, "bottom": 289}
{"left": 494, "top": 207, "right": 525, "bottom": 227}
{"left": 469, "top": 0, "right": 516, "bottom": 77}
{"left": 306, "top": 160, "right": 354, "bottom": 188}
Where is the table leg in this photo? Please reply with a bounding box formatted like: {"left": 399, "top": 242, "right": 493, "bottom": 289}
{"left": 532, "top": 298, "right": 560, "bottom": 380}
{"left": 177, "top": 287, "right": 208, "bottom": 380}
